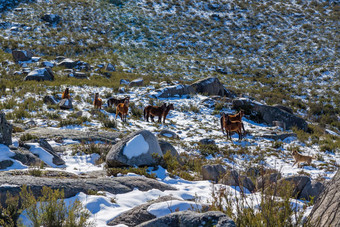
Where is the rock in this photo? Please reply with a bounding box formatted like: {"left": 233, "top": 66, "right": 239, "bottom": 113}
{"left": 39, "top": 139, "right": 65, "bottom": 166}
{"left": 120, "top": 79, "right": 130, "bottom": 85}
{"left": 275, "top": 176, "right": 310, "bottom": 198}
{"left": 72, "top": 72, "right": 87, "bottom": 79}
{"left": 159, "top": 129, "right": 178, "bottom": 139}
{"left": 191, "top": 77, "right": 235, "bottom": 97}
{"left": 199, "top": 138, "right": 216, "bottom": 145}
{"left": 299, "top": 181, "right": 325, "bottom": 201}
{"left": 106, "top": 130, "right": 163, "bottom": 167}
{"left": 259, "top": 133, "right": 297, "bottom": 141}
{"left": 41, "top": 14, "right": 61, "bottom": 24}
{"left": 129, "top": 78, "right": 144, "bottom": 87}
{"left": 232, "top": 98, "right": 308, "bottom": 131}
{"left": 272, "top": 121, "right": 286, "bottom": 130}
{"left": 256, "top": 172, "right": 281, "bottom": 189}
{"left": 24, "top": 67, "right": 54, "bottom": 81}
{"left": 273, "top": 105, "right": 293, "bottom": 114}
{"left": 108, "top": 196, "right": 175, "bottom": 226}
{"left": 106, "top": 63, "right": 115, "bottom": 71}
{"left": 153, "top": 84, "right": 195, "bottom": 98}
{"left": 308, "top": 169, "right": 339, "bottom": 226}
{"left": 136, "top": 211, "right": 235, "bottom": 227}
{"left": 43, "top": 95, "right": 58, "bottom": 105}
{"left": 158, "top": 140, "right": 181, "bottom": 165}
{"left": 59, "top": 98, "right": 73, "bottom": 110}
{"left": 0, "top": 160, "right": 14, "bottom": 169}
{"left": 41, "top": 61, "right": 55, "bottom": 67}
{"left": 0, "top": 112, "right": 12, "bottom": 146}
{"left": 12, "top": 50, "right": 33, "bottom": 62}
{"left": 11, "top": 148, "right": 41, "bottom": 166}
{"left": 57, "top": 58, "right": 78, "bottom": 69}
{"left": 55, "top": 56, "right": 66, "bottom": 62}
{"left": 0, "top": 175, "right": 175, "bottom": 207}
{"left": 219, "top": 170, "right": 255, "bottom": 193}
{"left": 118, "top": 87, "right": 125, "bottom": 93}
{"left": 201, "top": 164, "right": 226, "bottom": 183}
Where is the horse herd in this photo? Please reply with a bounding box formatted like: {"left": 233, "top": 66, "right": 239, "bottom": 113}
{"left": 62, "top": 88, "right": 246, "bottom": 140}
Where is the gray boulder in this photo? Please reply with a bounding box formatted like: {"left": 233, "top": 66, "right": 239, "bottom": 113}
{"left": 72, "top": 72, "right": 87, "bottom": 79}
{"left": 129, "top": 78, "right": 144, "bottom": 87}
{"left": 108, "top": 196, "right": 175, "bottom": 226}
{"left": 256, "top": 172, "right": 281, "bottom": 189}
{"left": 299, "top": 181, "right": 325, "bottom": 201}
{"left": 154, "top": 84, "right": 195, "bottom": 98}
{"left": 39, "top": 138, "right": 65, "bottom": 166}
{"left": 275, "top": 176, "right": 310, "bottom": 198}
{"left": 158, "top": 140, "right": 179, "bottom": 158}
{"left": 59, "top": 98, "right": 73, "bottom": 110}
{"left": 0, "top": 160, "right": 13, "bottom": 169}
{"left": 106, "top": 130, "right": 163, "bottom": 167}
{"left": 232, "top": 98, "right": 308, "bottom": 131}
{"left": 273, "top": 105, "right": 293, "bottom": 114}
{"left": 41, "top": 14, "right": 61, "bottom": 24}
{"left": 199, "top": 138, "right": 216, "bottom": 145}
{"left": 24, "top": 68, "right": 54, "bottom": 81}
{"left": 57, "top": 58, "right": 78, "bottom": 69}
{"left": 219, "top": 170, "right": 255, "bottom": 193}
{"left": 106, "top": 63, "right": 115, "bottom": 71}
{"left": 308, "top": 169, "right": 339, "bottom": 226}
{"left": 159, "top": 129, "right": 178, "bottom": 139}
{"left": 12, "top": 148, "right": 41, "bottom": 166}
{"left": 191, "top": 77, "right": 235, "bottom": 97}
{"left": 12, "top": 50, "right": 33, "bottom": 62}
{"left": 0, "top": 112, "right": 12, "bottom": 145}
{"left": 43, "top": 95, "right": 58, "bottom": 105}
{"left": 201, "top": 164, "right": 226, "bottom": 183}
{"left": 136, "top": 211, "right": 235, "bottom": 227}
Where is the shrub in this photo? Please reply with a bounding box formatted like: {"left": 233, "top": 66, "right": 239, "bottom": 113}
{"left": 20, "top": 133, "right": 38, "bottom": 142}
{"left": 106, "top": 166, "right": 156, "bottom": 179}
{"left": 129, "top": 102, "right": 143, "bottom": 119}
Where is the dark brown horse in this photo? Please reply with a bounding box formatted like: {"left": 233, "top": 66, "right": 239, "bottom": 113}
{"left": 220, "top": 110, "right": 245, "bottom": 135}
{"left": 162, "top": 103, "right": 174, "bottom": 123}
{"left": 222, "top": 113, "right": 243, "bottom": 140}
{"left": 144, "top": 103, "right": 167, "bottom": 122}
{"left": 107, "top": 96, "right": 130, "bottom": 107}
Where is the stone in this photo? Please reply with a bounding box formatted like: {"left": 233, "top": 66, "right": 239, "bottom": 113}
{"left": 308, "top": 169, "right": 339, "bottom": 226}
{"left": 158, "top": 140, "right": 181, "bottom": 165}
{"left": 272, "top": 121, "right": 286, "bottom": 130}
{"left": 59, "top": 98, "right": 73, "bottom": 110}
{"left": 0, "top": 112, "right": 12, "bottom": 146}
{"left": 273, "top": 105, "right": 293, "bottom": 114}
{"left": 199, "top": 138, "right": 216, "bottom": 145}
{"left": 275, "top": 176, "right": 310, "bottom": 198}
{"left": 11, "top": 148, "right": 41, "bottom": 166}
{"left": 0, "top": 160, "right": 14, "bottom": 170}
{"left": 106, "top": 63, "right": 115, "bottom": 71}
{"left": 259, "top": 133, "right": 297, "bottom": 141}
{"left": 232, "top": 98, "right": 308, "bottom": 131}
{"left": 41, "top": 14, "right": 61, "bottom": 24}
{"left": 299, "top": 181, "right": 325, "bottom": 201}
{"left": 136, "top": 211, "right": 235, "bottom": 227}
{"left": 39, "top": 138, "right": 65, "bottom": 166}
{"left": 159, "top": 129, "right": 178, "bottom": 139}
{"left": 43, "top": 95, "right": 58, "bottom": 105}
{"left": 153, "top": 84, "right": 195, "bottom": 98}
{"left": 40, "top": 61, "right": 55, "bottom": 67}
{"left": 108, "top": 196, "right": 175, "bottom": 226}
{"left": 118, "top": 87, "right": 126, "bottom": 93}
{"left": 219, "top": 170, "right": 255, "bottom": 193}
{"left": 201, "top": 164, "right": 227, "bottom": 183}
{"left": 73, "top": 72, "right": 87, "bottom": 79}
{"left": 12, "top": 50, "right": 33, "bottom": 62}
{"left": 256, "top": 172, "right": 281, "bottom": 189}
{"left": 57, "top": 58, "right": 78, "bottom": 69}
{"left": 129, "top": 78, "right": 144, "bottom": 87}
{"left": 191, "top": 77, "right": 236, "bottom": 97}
{"left": 106, "top": 130, "right": 163, "bottom": 167}
{"left": 24, "top": 67, "right": 54, "bottom": 81}
{"left": 120, "top": 79, "right": 130, "bottom": 85}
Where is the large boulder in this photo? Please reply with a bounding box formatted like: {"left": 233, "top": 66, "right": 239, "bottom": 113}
{"left": 24, "top": 68, "right": 54, "bottom": 81}
{"left": 219, "top": 170, "right": 255, "bottom": 193}
{"left": 43, "top": 95, "right": 58, "bottom": 105}
{"left": 201, "top": 164, "right": 226, "bottom": 183}
{"left": 153, "top": 84, "right": 195, "bottom": 98}
{"left": 0, "top": 112, "right": 12, "bottom": 146}
{"left": 158, "top": 140, "right": 179, "bottom": 158}
{"left": 11, "top": 148, "right": 41, "bottom": 166}
{"left": 106, "top": 130, "right": 163, "bottom": 167}
{"left": 0, "top": 160, "right": 13, "bottom": 169}
{"left": 256, "top": 172, "right": 281, "bottom": 189}
{"left": 159, "top": 129, "right": 178, "bottom": 139}
{"left": 274, "top": 175, "right": 310, "bottom": 198}
{"left": 57, "top": 58, "right": 78, "bottom": 69}
{"left": 232, "top": 98, "right": 308, "bottom": 131}
{"left": 136, "top": 211, "right": 235, "bottom": 227}
{"left": 12, "top": 50, "right": 33, "bottom": 62}
{"left": 308, "top": 170, "right": 340, "bottom": 226}
{"left": 58, "top": 98, "right": 73, "bottom": 110}
{"left": 38, "top": 138, "right": 65, "bottom": 166}
{"left": 129, "top": 78, "right": 144, "bottom": 87}
{"left": 299, "top": 181, "right": 325, "bottom": 201}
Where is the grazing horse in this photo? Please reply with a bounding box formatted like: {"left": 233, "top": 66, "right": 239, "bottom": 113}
{"left": 107, "top": 96, "right": 130, "bottom": 107}
{"left": 115, "top": 99, "right": 129, "bottom": 122}
{"left": 93, "top": 93, "right": 102, "bottom": 109}
{"left": 222, "top": 113, "right": 243, "bottom": 140}
{"left": 62, "top": 88, "right": 71, "bottom": 99}
{"left": 144, "top": 103, "right": 167, "bottom": 122}
{"left": 220, "top": 110, "right": 245, "bottom": 135}
{"left": 162, "top": 103, "right": 174, "bottom": 123}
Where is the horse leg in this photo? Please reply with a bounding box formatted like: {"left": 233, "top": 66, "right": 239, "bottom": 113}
{"left": 151, "top": 115, "right": 154, "bottom": 122}
{"left": 158, "top": 115, "right": 162, "bottom": 123}
{"left": 242, "top": 122, "right": 246, "bottom": 136}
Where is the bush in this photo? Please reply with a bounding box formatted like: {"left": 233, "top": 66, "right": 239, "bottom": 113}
{"left": 106, "top": 166, "right": 156, "bottom": 179}
{"left": 20, "top": 133, "right": 38, "bottom": 142}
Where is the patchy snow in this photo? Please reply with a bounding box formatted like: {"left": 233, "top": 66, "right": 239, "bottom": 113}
{"left": 147, "top": 200, "right": 203, "bottom": 218}
{"left": 123, "top": 134, "right": 149, "bottom": 159}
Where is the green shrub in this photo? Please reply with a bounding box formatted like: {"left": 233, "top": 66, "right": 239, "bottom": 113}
{"left": 20, "top": 133, "right": 38, "bottom": 142}
{"left": 199, "top": 144, "right": 219, "bottom": 157}
{"left": 106, "top": 167, "right": 156, "bottom": 179}
{"left": 129, "top": 102, "right": 143, "bottom": 119}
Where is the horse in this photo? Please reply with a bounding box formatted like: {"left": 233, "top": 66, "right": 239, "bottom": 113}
{"left": 61, "top": 87, "right": 71, "bottom": 99}
{"left": 107, "top": 96, "right": 130, "bottom": 107}
{"left": 93, "top": 93, "right": 102, "bottom": 109}
{"left": 162, "top": 103, "right": 174, "bottom": 123}
{"left": 220, "top": 110, "right": 245, "bottom": 135}
{"left": 115, "top": 99, "right": 129, "bottom": 122}
{"left": 144, "top": 103, "right": 167, "bottom": 122}
{"left": 222, "top": 113, "right": 243, "bottom": 140}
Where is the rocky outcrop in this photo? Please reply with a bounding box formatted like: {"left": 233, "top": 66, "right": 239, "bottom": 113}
{"left": 275, "top": 175, "right": 310, "bottom": 198}
{"left": 201, "top": 164, "right": 226, "bottom": 183}
{"left": 0, "top": 112, "right": 12, "bottom": 145}
{"left": 12, "top": 50, "right": 33, "bottom": 62}
{"left": 106, "top": 130, "right": 163, "bottom": 167}
{"left": 153, "top": 77, "right": 235, "bottom": 98}
{"left": 38, "top": 138, "right": 65, "bottom": 166}
{"left": 129, "top": 78, "right": 144, "bottom": 87}
{"left": 57, "top": 58, "right": 78, "bottom": 69}
{"left": 11, "top": 147, "right": 41, "bottom": 166}
{"left": 136, "top": 211, "right": 235, "bottom": 227}
{"left": 59, "top": 98, "right": 73, "bottom": 110}
{"left": 24, "top": 68, "right": 54, "bottom": 81}
{"left": 308, "top": 170, "right": 339, "bottom": 226}
{"left": 108, "top": 196, "right": 175, "bottom": 226}
{"left": 0, "top": 160, "right": 13, "bottom": 169}
{"left": 219, "top": 170, "right": 255, "bottom": 193}
{"left": 0, "top": 175, "right": 175, "bottom": 207}
{"left": 232, "top": 98, "right": 308, "bottom": 131}
{"left": 299, "top": 181, "right": 325, "bottom": 201}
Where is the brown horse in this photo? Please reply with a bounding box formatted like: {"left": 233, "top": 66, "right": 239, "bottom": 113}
{"left": 93, "top": 93, "right": 102, "bottom": 109}
{"left": 144, "top": 103, "right": 167, "bottom": 122}
{"left": 62, "top": 88, "right": 71, "bottom": 99}
{"left": 162, "top": 103, "right": 174, "bottom": 123}
{"left": 115, "top": 99, "right": 129, "bottom": 122}
{"left": 107, "top": 96, "right": 130, "bottom": 107}
{"left": 222, "top": 113, "right": 243, "bottom": 140}
{"left": 220, "top": 110, "right": 245, "bottom": 135}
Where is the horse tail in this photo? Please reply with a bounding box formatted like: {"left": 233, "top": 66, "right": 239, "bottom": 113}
{"left": 143, "top": 107, "right": 146, "bottom": 120}
{"left": 107, "top": 98, "right": 111, "bottom": 107}
{"left": 220, "top": 113, "right": 225, "bottom": 134}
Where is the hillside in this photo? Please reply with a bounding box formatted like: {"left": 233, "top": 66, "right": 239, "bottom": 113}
{"left": 0, "top": 0, "right": 339, "bottom": 226}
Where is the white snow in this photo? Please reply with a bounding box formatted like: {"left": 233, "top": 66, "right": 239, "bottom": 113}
{"left": 147, "top": 200, "right": 203, "bottom": 218}
{"left": 123, "top": 134, "right": 149, "bottom": 159}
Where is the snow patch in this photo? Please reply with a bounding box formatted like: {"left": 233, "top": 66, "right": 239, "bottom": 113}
{"left": 147, "top": 200, "right": 203, "bottom": 218}
{"left": 123, "top": 134, "right": 149, "bottom": 159}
